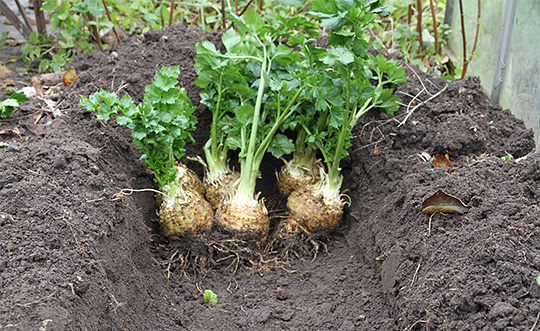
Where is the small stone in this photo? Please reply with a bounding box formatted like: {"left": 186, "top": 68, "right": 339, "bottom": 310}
{"left": 276, "top": 290, "right": 290, "bottom": 301}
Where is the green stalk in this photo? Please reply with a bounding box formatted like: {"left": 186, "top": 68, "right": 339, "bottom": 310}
{"left": 203, "top": 73, "right": 230, "bottom": 179}
{"left": 237, "top": 49, "right": 268, "bottom": 199}
{"left": 252, "top": 87, "right": 303, "bottom": 169}
{"left": 296, "top": 106, "right": 328, "bottom": 167}
{"left": 211, "top": 74, "right": 224, "bottom": 162}
{"left": 290, "top": 127, "right": 315, "bottom": 170}
{"left": 328, "top": 71, "right": 352, "bottom": 191}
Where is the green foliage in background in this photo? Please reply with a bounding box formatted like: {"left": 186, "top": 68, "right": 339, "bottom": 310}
{"left": 367, "top": 0, "right": 451, "bottom": 75}
{"left": 17, "top": 0, "right": 316, "bottom": 72}
{"left": 13, "top": 0, "right": 458, "bottom": 78}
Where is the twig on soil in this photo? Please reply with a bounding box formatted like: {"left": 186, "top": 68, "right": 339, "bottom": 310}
{"left": 426, "top": 78, "right": 439, "bottom": 90}
{"left": 398, "top": 84, "right": 448, "bottom": 128}
{"left": 115, "top": 82, "right": 128, "bottom": 95}
{"left": 165, "top": 250, "right": 179, "bottom": 280}
{"left": 69, "top": 282, "right": 76, "bottom": 295}
{"left": 531, "top": 310, "right": 540, "bottom": 331}
{"left": 111, "top": 73, "right": 117, "bottom": 91}
{"left": 427, "top": 213, "right": 435, "bottom": 236}
{"left": 55, "top": 212, "right": 86, "bottom": 256}
{"left": 353, "top": 119, "right": 389, "bottom": 152}
{"left": 108, "top": 293, "right": 125, "bottom": 317}
{"left": 358, "top": 160, "right": 382, "bottom": 188}
{"left": 406, "top": 318, "right": 430, "bottom": 331}
{"left": 396, "top": 91, "right": 419, "bottom": 100}
{"left": 15, "top": 294, "right": 55, "bottom": 307}
{"left": 410, "top": 257, "right": 422, "bottom": 287}
{"left": 405, "top": 62, "right": 433, "bottom": 96}
{"left": 466, "top": 154, "right": 490, "bottom": 168}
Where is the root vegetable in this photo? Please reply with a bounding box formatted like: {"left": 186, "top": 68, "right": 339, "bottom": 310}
{"left": 216, "top": 194, "right": 269, "bottom": 240}
{"left": 195, "top": 12, "right": 304, "bottom": 239}
{"left": 277, "top": 157, "right": 321, "bottom": 196}
{"left": 204, "top": 170, "right": 240, "bottom": 208}
{"left": 80, "top": 66, "right": 212, "bottom": 239}
{"left": 285, "top": 168, "right": 344, "bottom": 232}
{"left": 159, "top": 188, "right": 213, "bottom": 239}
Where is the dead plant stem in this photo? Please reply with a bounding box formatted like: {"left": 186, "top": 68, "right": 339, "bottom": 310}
{"left": 460, "top": 0, "right": 481, "bottom": 79}
{"left": 405, "top": 62, "right": 434, "bottom": 96}
{"left": 410, "top": 257, "right": 422, "bottom": 287}
{"left": 101, "top": 0, "right": 120, "bottom": 43}
{"left": 429, "top": 0, "right": 439, "bottom": 55}
{"left": 398, "top": 84, "right": 448, "bottom": 127}
{"left": 169, "top": 0, "right": 175, "bottom": 26}
{"left": 531, "top": 310, "right": 540, "bottom": 331}
{"left": 416, "top": 0, "right": 423, "bottom": 52}
{"left": 407, "top": 318, "right": 430, "bottom": 331}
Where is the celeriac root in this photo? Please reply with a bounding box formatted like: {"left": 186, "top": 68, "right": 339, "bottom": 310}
{"left": 276, "top": 159, "right": 321, "bottom": 196}
{"left": 158, "top": 189, "right": 213, "bottom": 239}
{"left": 204, "top": 170, "right": 240, "bottom": 208}
{"left": 216, "top": 195, "right": 269, "bottom": 240}
{"left": 286, "top": 184, "right": 344, "bottom": 232}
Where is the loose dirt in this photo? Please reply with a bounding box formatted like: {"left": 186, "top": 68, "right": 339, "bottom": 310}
{"left": 1, "top": 23, "right": 539, "bottom": 330}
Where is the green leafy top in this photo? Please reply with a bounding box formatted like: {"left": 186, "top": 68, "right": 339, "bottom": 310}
{"left": 296, "top": 0, "right": 406, "bottom": 191}
{"left": 311, "top": 0, "right": 390, "bottom": 57}
{"left": 79, "top": 66, "right": 196, "bottom": 188}
{"left": 194, "top": 12, "right": 307, "bottom": 199}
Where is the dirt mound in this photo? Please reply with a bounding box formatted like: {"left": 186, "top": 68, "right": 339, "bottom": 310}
{"left": 1, "top": 23, "right": 539, "bottom": 330}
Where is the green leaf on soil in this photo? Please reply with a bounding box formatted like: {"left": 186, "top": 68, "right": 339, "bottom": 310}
{"left": 0, "top": 92, "right": 30, "bottom": 117}
{"left": 421, "top": 189, "right": 471, "bottom": 214}
{"left": 203, "top": 290, "right": 218, "bottom": 307}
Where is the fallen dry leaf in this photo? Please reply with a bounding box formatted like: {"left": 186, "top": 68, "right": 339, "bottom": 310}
{"left": 434, "top": 154, "right": 454, "bottom": 168}
{"left": 0, "top": 66, "right": 12, "bottom": 78}
{"left": 30, "top": 77, "right": 44, "bottom": 97}
{"left": 423, "top": 55, "right": 431, "bottom": 69}
{"left": 39, "top": 71, "right": 64, "bottom": 85}
{"left": 63, "top": 68, "right": 77, "bottom": 86}
{"left": 0, "top": 78, "right": 15, "bottom": 89}
{"left": 20, "top": 123, "right": 46, "bottom": 136}
{"left": 421, "top": 189, "right": 471, "bottom": 214}
{"left": 0, "top": 128, "right": 22, "bottom": 138}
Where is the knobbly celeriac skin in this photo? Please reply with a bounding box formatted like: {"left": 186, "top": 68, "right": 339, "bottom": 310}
{"left": 216, "top": 195, "right": 269, "bottom": 240}
{"left": 158, "top": 188, "right": 214, "bottom": 240}
{"left": 204, "top": 170, "right": 240, "bottom": 208}
{"left": 156, "top": 162, "right": 213, "bottom": 239}
{"left": 286, "top": 184, "right": 344, "bottom": 233}
{"left": 175, "top": 163, "right": 205, "bottom": 197}
{"left": 277, "top": 158, "right": 322, "bottom": 196}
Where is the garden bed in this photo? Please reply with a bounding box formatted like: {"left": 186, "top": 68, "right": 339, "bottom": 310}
{"left": 1, "top": 23, "right": 539, "bottom": 330}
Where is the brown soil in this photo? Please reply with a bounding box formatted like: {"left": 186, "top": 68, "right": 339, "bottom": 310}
{"left": 1, "top": 23, "right": 539, "bottom": 330}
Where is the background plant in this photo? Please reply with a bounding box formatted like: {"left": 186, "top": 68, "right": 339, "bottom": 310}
{"left": 367, "top": 0, "right": 455, "bottom": 77}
